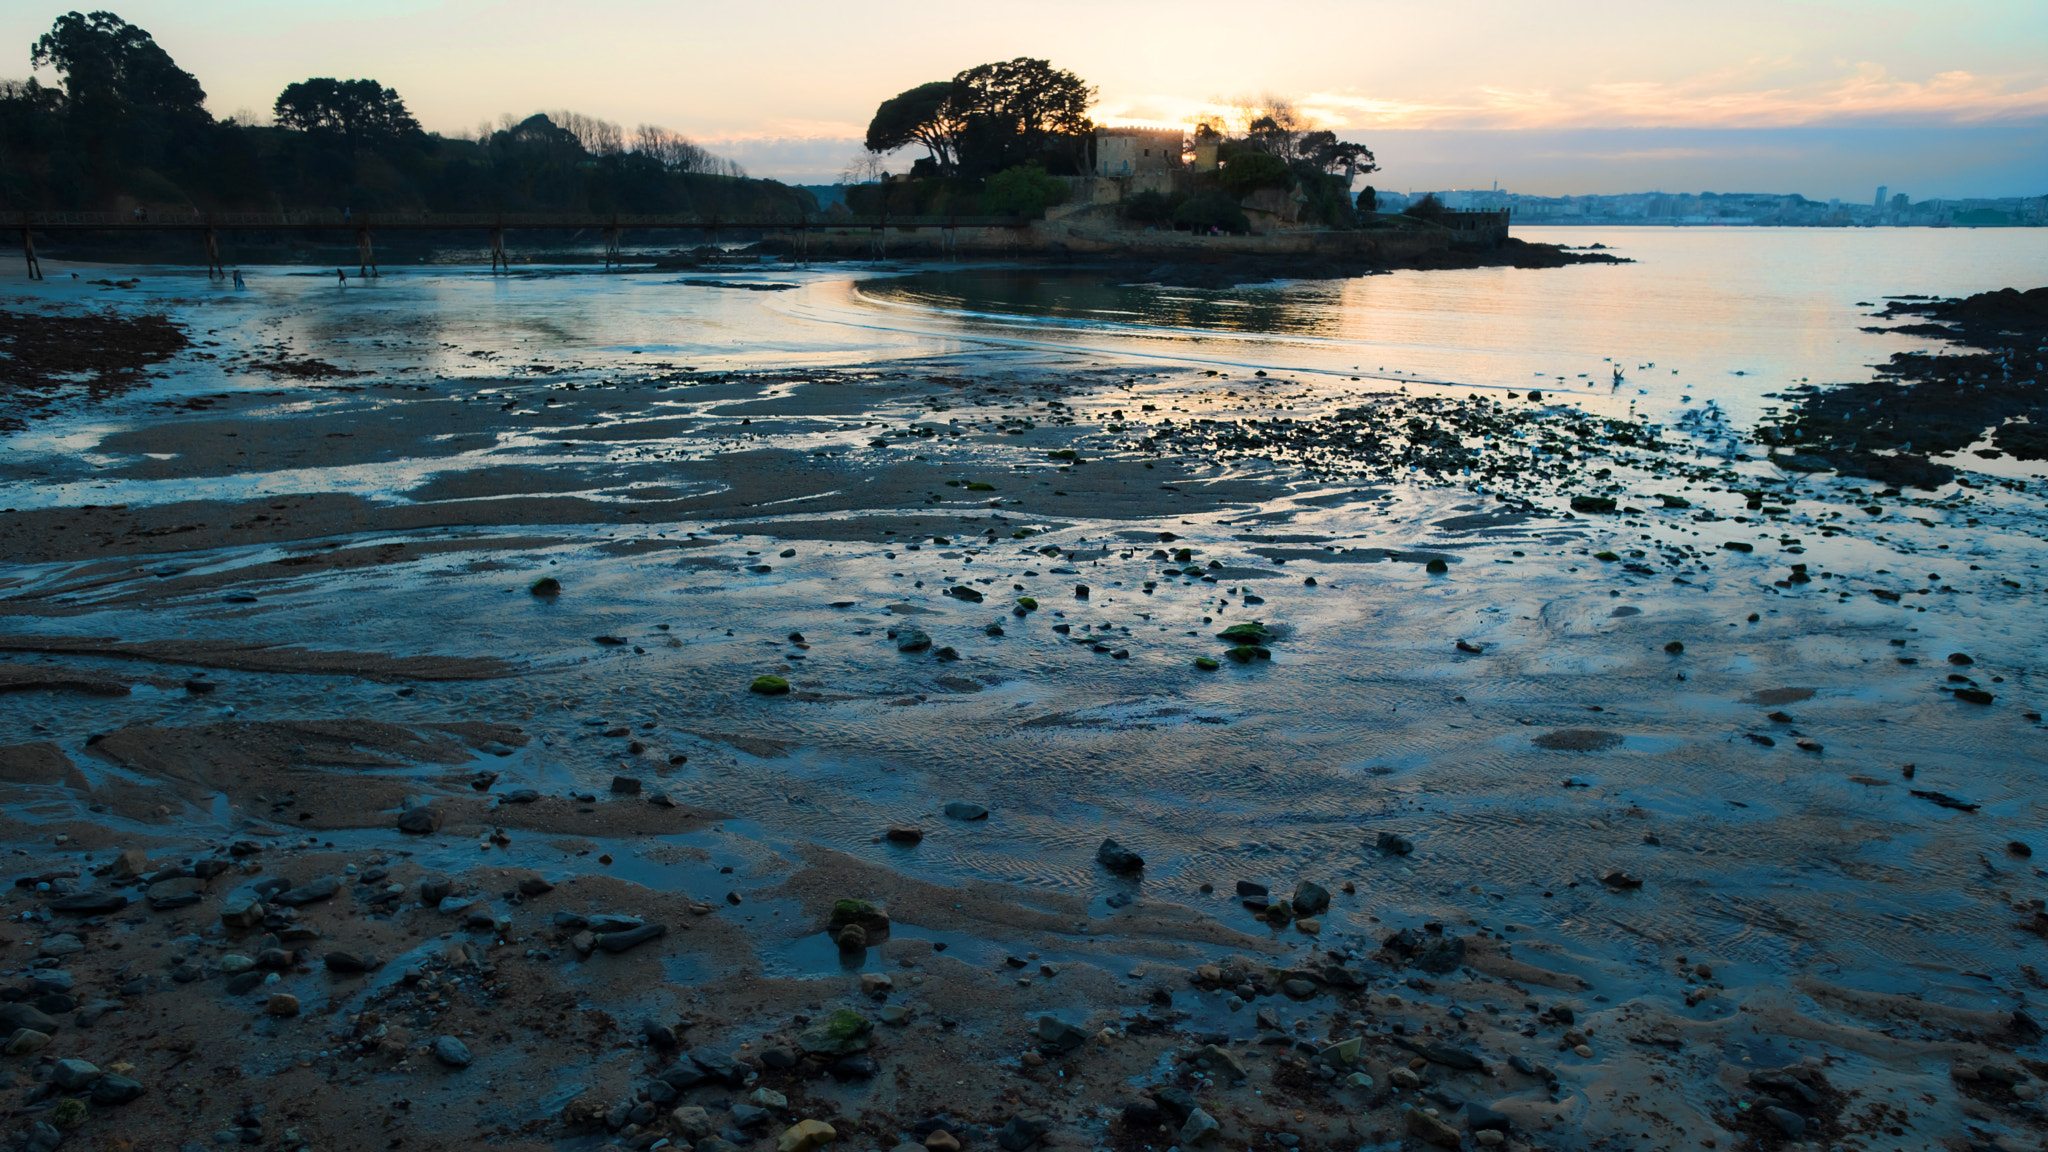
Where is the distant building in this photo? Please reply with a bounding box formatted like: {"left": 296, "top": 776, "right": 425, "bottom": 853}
{"left": 1094, "top": 127, "right": 1185, "bottom": 177}
{"left": 1875, "top": 185, "right": 1888, "bottom": 209}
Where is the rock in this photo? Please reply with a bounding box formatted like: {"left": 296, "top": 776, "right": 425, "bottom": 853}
{"left": 670, "top": 1106, "right": 713, "bottom": 1140}
{"left": 829, "top": 1054, "right": 877, "bottom": 1080}
{"left": 274, "top": 876, "right": 340, "bottom": 906}
{"left": 609, "top": 774, "right": 642, "bottom": 794}
{"left": 147, "top": 876, "right": 206, "bottom": 910}
{"left": 1600, "top": 871, "right": 1643, "bottom": 889}
{"left": 732, "top": 1104, "right": 771, "bottom": 1128}
{"left": 324, "top": 951, "right": 370, "bottom": 973}
{"left": 777, "top": 1119, "right": 837, "bottom": 1152}
{"left": 750, "top": 675, "right": 791, "bottom": 695}
{"left": 90, "top": 1073, "right": 144, "bottom": 1104}
{"left": 885, "top": 825, "right": 923, "bottom": 843}
{"left": 896, "top": 629, "right": 932, "bottom": 653}
{"left": 265, "top": 993, "right": 299, "bottom": 1016}
{"left": 1281, "top": 979, "right": 1317, "bottom": 999}
{"left": 996, "top": 1115, "right": 1050, "bottom": 1151}
{"left": 1376, "top": 831, "right": 1415, "bottom": 854}
{"left": 749, "top": 1087, "right": 788, "bottom": 1110}
{"left": 1295, "top": 917, "right": 1321, "bottom": 934}
{"left": 51, "top": 1058, "right": 99, "bottom": 1090}
{"left": 419, "top": 874, "right": 453, "bottom": 903}
{"left": 501, "top": 788, "right": 540, "bottom": 803}
{"left": 438, "top": 895, "right": 473, "bottom": 915}
{"left": 1762, "top": 1106, "right": 1805, "bottom": 1138}
{"left": 1405, "top": 1107, "right": 1462, "bottom": 1149}
{"left": 0, "top": 1003, "right": 60, "bottom": 1035}
{"left": 518, "top": 876, "right": 554, "bottom": 896}
{"left": 1179, "top": 1108, "right": 1221, "bottom": 1144}
{"left": 1034, "top": 1016, "right": 1090, "bottom": 1053}
{"left": 943, "top": 801, "right": 988, "bottom": 821}
{"left": 4, "top": 1027, "right": 50, "bottom": 1054}
{"left": 828, "top": 899, "right": 891, "bottom": 934}
{"left": 111, "top": 848, "right": 151, "bottom": 879}
{"left": 218, "top": 898, "right": 265, "bottom": 929}
{"left": 396, "top": 806, "right": 443, "bottom": 834}
{"left": 835, "top": 924, "right": 867, "bottom": 952}
{"left": 1096, "top": 838, "right": 1144, "bottom": 873}
{"left": 1191, "top": 1044, "right": 1246, "bottom": 1080}
{"left": 50, "top": 889, "right": 128, "bottom": 914}
{"left": 926, "top": 1131, "right": 963, "bottom": 1152}
{"left": 798, "top": 1008, "right": 873, "bottom": 1056}
{"left": 596, "top": 923, "right": 667, "bottom": 953}
{"left": 432, "top": 1035, "right": 473, "bottom": 1067}
{"left": 1291, "top": 880, "right": 1330, "bottom": 915}
{"left": 859, "top": 972, "right": 894, "bottom": 997}
{"left": 1476, "top": 1130, "right": 1505, "bottom": 1146}
{"left": 37, "top": 935, "right": 84, "bottom": 959}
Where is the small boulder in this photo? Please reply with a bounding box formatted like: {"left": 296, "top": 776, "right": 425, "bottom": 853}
{"left": 265, "top": 993, "right": 300, "bottom": 1016}
{"left": 1291, "top": 880, "right": 1330, "bottom": 916}
{"left": 396, "top": 805, "right": 443, "bottom": 834}
{"left": 777, "top": 1119, "right": 837, "bottom": 1152}
{"left": 432, "top": 1035, "right": 473, "bottom": 1068}
{"left": 1405, "top": 1107, "right": 1462, "bottom": 1149}
{"left": 943, "top": 802, "right": 988, "bottom": 821}
{"left": 1096, "top": 838, "right": 1144, "bottom": 873}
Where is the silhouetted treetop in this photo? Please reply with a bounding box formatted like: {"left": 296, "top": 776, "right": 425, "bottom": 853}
{"left": 274, "top": 78, "right": 420, "bottom": 144}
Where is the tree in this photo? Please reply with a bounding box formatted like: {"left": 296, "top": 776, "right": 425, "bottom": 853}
{"left": 949, "top": 58, "right": 1093, "bottom": 177}
{"left": 864, "top": 80, "right": 962, "bottom": 173}
{"left": 634, "top": 125, "right": 744, "bottom": 177}
{"left": 1356, "top": 185, "right": 1378, "bottom": 214}
{"left": 1404, "top": 193, "right": 1447, "bottom": 223}
{"left": 1299, "top": 129, "right": 1377, "bottom": 179}
{"left": 1218, "top": 150, "right": 1291, "bottom": 198}
{"left": 32, "top": 11, "right": 208, "bottom": 121}
{"left": 274, "top": 78, "right": 420, "bottom": 145}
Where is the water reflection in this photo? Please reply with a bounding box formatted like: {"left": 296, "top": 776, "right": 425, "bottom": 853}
{"left": 867, "top": 269, "right": 1343, "bottom": 337}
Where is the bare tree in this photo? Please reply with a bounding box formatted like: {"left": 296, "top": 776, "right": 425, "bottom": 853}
{"left": 548, "top": 110, "right": 625, "bottom": 155}
{"left": 838, "top": 149, "right": 886, "bottom": 185}
{"left": 630, "top": 124, "right": 746, "bottom": 177}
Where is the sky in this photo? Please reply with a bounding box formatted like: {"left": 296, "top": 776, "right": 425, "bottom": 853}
{"left": 8, "top": 0, "right": 2047, "bottom": 198}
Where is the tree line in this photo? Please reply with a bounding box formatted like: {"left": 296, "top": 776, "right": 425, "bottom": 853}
{"left": 0, "top": 11, "right": 803, "bottom": 217}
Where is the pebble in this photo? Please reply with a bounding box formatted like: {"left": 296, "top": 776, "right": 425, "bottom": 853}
{"left": 1095, "top": 838, "right": 1144, "bottom": 873}
{"left": 1404, "top": 1107, "right": 1461, "bottom": 1149}
{"left": 265, "top": 993, "right": 299, "bottom": 1017}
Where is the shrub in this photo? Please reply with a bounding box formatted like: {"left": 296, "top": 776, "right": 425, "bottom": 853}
{"left": 1356, "top": 185, "right": 1378, "bottom": 213}
{"left": 1173, "top": 191, "right": 1250, "bottom": 234}
{"left": 980, "top": 163, "right": 1069, "bottom": 217}
{"left": 1121, "top": 188, "right": 1175, "bottom": 223}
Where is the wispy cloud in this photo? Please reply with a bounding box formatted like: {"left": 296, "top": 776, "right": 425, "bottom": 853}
{"left": 1100, "top": 64, "right": 2048, "bottom": 132}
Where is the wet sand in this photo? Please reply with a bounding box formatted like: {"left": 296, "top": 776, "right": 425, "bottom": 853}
{"left": 0, "top": 268, "right": 2045, "bottom": 1152}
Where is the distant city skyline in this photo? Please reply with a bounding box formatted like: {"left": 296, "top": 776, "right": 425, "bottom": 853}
{"left": 5, "top": 0, "right": 2046, "bottom": 197}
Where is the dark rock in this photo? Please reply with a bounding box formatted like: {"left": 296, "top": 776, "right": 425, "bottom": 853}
{"left": 323, "top": 951, "right": 369, "bottom": 974}
{"left": 0, "top": 1003, "right": 58, "bottom": 1034}
{"left": 274, "top": 876, "right": 340, "bottom": 906}
{"left": 50, "top": 890, "right": 127, "bottom": 914}
{"left": 1375, "top": 832, "right": 1415, "bottom": 855}
{"left": 943, "top": 801, "right": 988, "bottom": 821}
{"left": 1762, "top": 1106, "right": 1805, "bottom": 1138}
{"left": 91, "top": 1073, "right": 145, "bottom": 1104}
{"left": 758, "top": 1045, "right": 797, "bottom": 1069}
{"left": 610, "top": 775, "right": 642, "bottom": 795}
{"left": 1291, "top": 880, "right": 1330, "bottom": 916}
{"left": 1034, "top": 1015, "right": 1090, "bottom": 1053}
{"left": 829, "top": 1054, "right": 877, "bottom": 1080}
{"left": 1096, "top": 838, "right": 1144, "bottom": 873}
{"left": 596, "top": 923, "right": 667, "bottom": 953}
{"left": 419, "top": 875, "right": 453, "bottom": 903}
{"left": 518, "top": 876, "right": 554, "bottom": 896}
{"left": 396, "top": 806, "right": 443, "bottom": 834}
{"left": 996, "top": 1115, "right": 1050, "bottom": 1151}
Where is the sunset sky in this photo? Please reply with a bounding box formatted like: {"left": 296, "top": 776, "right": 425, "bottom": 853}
{"left": 8, "top": 0, "right": 2046, "bottom": 197}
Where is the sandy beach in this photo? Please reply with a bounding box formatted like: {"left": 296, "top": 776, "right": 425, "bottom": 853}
{"left": 0, "top": 249, "right": 2045, "bottom": 1152}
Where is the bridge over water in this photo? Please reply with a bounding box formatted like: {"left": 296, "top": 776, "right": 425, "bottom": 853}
{"left": 11, "top": 210, "right": 1028, "bottom": 279}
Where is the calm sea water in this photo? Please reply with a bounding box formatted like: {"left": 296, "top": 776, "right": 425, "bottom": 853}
{"left": 844, "top": 225, "right": 2048, "bottom": 428}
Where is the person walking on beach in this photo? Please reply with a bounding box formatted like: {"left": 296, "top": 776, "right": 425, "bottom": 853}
{"left": 233, "top": 270, "right": 245, "bottom": 289}
{"left": 337, "top": 268, "right": 347, "bottom": 285}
